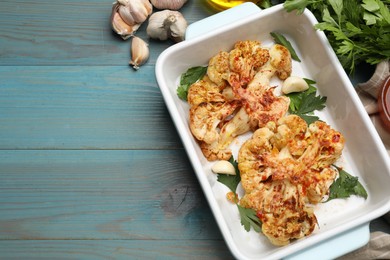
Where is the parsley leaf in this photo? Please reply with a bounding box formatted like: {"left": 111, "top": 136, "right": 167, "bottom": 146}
{"left": 327, "top": 167, "right": 368, "bottom": 201}
{"left": 176, "top": 66, "right": 207, "bottom": 100}
{"left": 286, "top": 79, "right": 326, "bottom": 124}
{"left": 270, "top": 32, "right": 301, "bottom": 62}
{"left": 238, "top": 205, "right": 262, "bottom": 232}
{"left": 281, "top": 0, "right": 390, "bottom": 74}
{"left": 217, "top": 157, "right": 241, "bottom": 193}
{"left": 295, "top": 91, "right": 327, "bottom": 114}
{"left": 217, "top": 157, "right": 262, "bottom": 233}
{"left": 283, "top": 0, "right": 319, "bottom": 15}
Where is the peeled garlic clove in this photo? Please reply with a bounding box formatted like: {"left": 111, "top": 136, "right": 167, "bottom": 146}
{"left": 111, "top": 0, "right": 152, "bottom": 40}
{"left": 282, "top": 76, "right": 309, "bottom": 94}
{"left": 211, "top": 160, "right": 236, "bottom": 175}
{"left": 150, "top": 0, "right": 188, "bottom": 10}
{"left": 130, "top": 36, "right": 149, "bottom": 70}
{"left": 146, "top": 10, "right": 187, "bottom": 42}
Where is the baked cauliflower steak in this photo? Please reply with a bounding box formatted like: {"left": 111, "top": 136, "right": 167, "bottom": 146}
{"left": 238, "top": 115, "right": 345, "bottom": 246}
{"left": 188, "top": 41, "right": 292, "bottom": 161}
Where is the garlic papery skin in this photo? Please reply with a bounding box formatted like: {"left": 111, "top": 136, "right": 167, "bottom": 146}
{"left": 117, "top": 0, "right": 152, "bottom": 25}
{"left": 146, "top": 10, "right": 188, "bottom": 42}
{"left": 130, "top": 36, "right": 149, "bottom": 70}
{"left": 169, "top": 14, "right": 188, "bottom": 42}
{"left": 111, "top": 0, "right": 152, "bottom": 40}
{"left": 150, "top": 0, "right": 188, "bottom": 10}
{"left": 111, "top": 8, "right": 140, "bottom": 40}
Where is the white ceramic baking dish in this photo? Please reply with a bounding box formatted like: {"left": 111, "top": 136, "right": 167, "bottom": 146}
{"left": 155, "top": 3, "right": 390, "bottom": 259}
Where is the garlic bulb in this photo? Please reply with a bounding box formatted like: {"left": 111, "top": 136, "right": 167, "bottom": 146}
{"left": 130, "top": 36, "right": 149, "bottom": 70}
{"left": 150, "top": 0, "right": 188, "bottom": 10}
{"left": 146, "top": 10, "right": 188, "bottom": 42}
{"left": 111, "top": 0, "right": 153, "bottom": 40}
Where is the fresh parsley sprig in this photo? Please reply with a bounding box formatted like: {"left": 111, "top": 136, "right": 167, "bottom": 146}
{"left": 327, "top": 166, "right": 368, "bottom": 201}
{"left": 270, "top": 32, "right": 301, "bottom": 62}
{"left": 176, "top": 66, "right": 207, "bottom": 100}
{"left": 238, "top": 205, "right": 262, "bottom": 232}
{"left": 282, "top": 0, "right": 390, "bottom": 74}
{"left": 217, "top": 157, "right": 262, "bottom": 233}
{"left": 286, "top": 79, "right": 327, "bottom": 124}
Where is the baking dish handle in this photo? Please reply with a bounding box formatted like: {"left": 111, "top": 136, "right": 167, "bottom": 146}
{"left": 285, "top": 223, "right": 370, "bottom": 259}
{"left": 185, "top": 2, "right": 261, "bottom": 40}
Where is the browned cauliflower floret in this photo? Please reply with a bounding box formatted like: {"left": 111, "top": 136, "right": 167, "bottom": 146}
{"left": 238, "top": 115, "right": 345, "bottom": 245}
{"left": 238, "top": 124, "right": 275, "bottom": 193}
{"left": 240, "top": 87, "right": 290, "bottom": 128}
{"left": 299, "top": 120, "right": 345, "bottom": 170}
{"left": 189, "top": 101, "right": 239, "bottom": 145}
{"left": 198, "top": 106, "right": 255, "bottom": 161}
{"left": 300, "top": 167, "right": 338, "bottom": 204}
{"left": 227, "top": 40, "right": 270, "bottom": 93}
{"left": 238, "top": 43, "right": 292, "bottom": 129}
{"left": 270, "top": 114, "right": 308, "bottom": 156}
{"left": 246, "top": 44, "right": 292, "bottom": 91}
{"left": 269, "top": 44, "right": 292, "bottom": 80}
{"left": 188, "top": 41, "right": 293, "bottom": 161}
{"left": 187, "top": 75, "right": 226, "bottom": 107}
{"left": 207, "top": 51, "right": 230, "bottom": 86}
{"left": 240, "top": 179, "right": 317, "bottom": 246}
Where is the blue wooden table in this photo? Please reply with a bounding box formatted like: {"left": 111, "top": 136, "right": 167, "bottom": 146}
{"left": 1, "top": 0, "right": 389, "bottom": 259}
{"left": 0, "top": 0, "right": 236, "bottom": 258}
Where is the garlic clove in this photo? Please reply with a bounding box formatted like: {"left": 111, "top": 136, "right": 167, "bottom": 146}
{"left": 211, "top": 160, "right": 236, "bottom": 175}
{"left": 146, "top": 10, "right": 188, "bottom": 42}
{"left": 129, "top": 36, "right": 149, "bottom": 70}
{"left": 122, "top": 0, "right": 152, "bottom": 24}
{"left": 169, "top": 13, "right": 188, "bottom": 42}
{"left": 150, "top": 0, "right": 188, "bottom": 10}
{"left": 111, "top": 0, "right": 152, "bottom": 39}
{"left": 282, "top": 76, "right": 309, "bottom": 94}
{"left": 111, "top": 8, "right": 140, "bottom": 40}
{"left": 147, "top": 11, "right": 170, "bottom": 41}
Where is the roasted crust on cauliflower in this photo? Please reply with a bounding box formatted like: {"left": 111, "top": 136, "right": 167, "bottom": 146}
{"left": 207, "top": 51, "right": 230, "bottom": 86}
{"left": 227, "top": 40, "right": 270, "bottom": 93}
{"left": 269, "top": 44, "right": 292, "bottom": 80}
{"left": 239, "top": 179, "right": 317, "bottom": 246}
{"left": 238, "top": 115, "right": 345, "bottom": 245}
{"left": 188, "top": 41, "right": 292, "bottom": 161}
{"left": 187, "top": 75, "right": 226, "bottom": 107}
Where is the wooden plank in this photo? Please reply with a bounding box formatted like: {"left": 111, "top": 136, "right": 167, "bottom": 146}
{"left": 0, "top": 0, "right": 212, "bottom": 66}
{"left": 0, "top": 66, "right": 184, "bottom": 149}
{"left": 0, "top": 240, "right": 234, "bottom": 259}
{"left": 0, "top": 150, "right": 224, "bottom": 240}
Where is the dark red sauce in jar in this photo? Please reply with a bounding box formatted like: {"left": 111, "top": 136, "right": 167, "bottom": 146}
{"left": 378, "top": 76, "right": 390, "bottom": 132}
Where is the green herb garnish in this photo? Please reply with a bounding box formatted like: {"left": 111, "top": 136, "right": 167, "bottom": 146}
{"left": 327, "top": 166, "right": 368, "bottom": 201}
{"left": 238, "top": 205, "right": 262, "bottom": 232}
{"left": 217, "top": 157, "right": 262, "bottom": 233}
{"left": 270, "top": 32, "right": 301, "bottom": 62}
{"left": 286, "top": 79, "right": 327, "bottom": 124}
{"left": 176, "top": 66, "right": 207, "bottom": 100}
{"left": 282, "top": 0, "right": 390, "bottom": 74}
{"left": 216, "top": 157, "right": 241, "bottom": 193}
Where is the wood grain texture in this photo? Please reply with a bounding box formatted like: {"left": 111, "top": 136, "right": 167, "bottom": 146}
{"left": 0, "top": 240, "right": 234, "bottom": 259}
{"left": 0, "top": 150, "right": 225, "bottom": 240}
{"left": 0, "top": 0, "right": 213, "bottom": 66}
{"left": 0, "top": 0, "right": 253, "bottom": 258}
{"left": 0, "top": 66, "right": 183, "bottom": 149}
